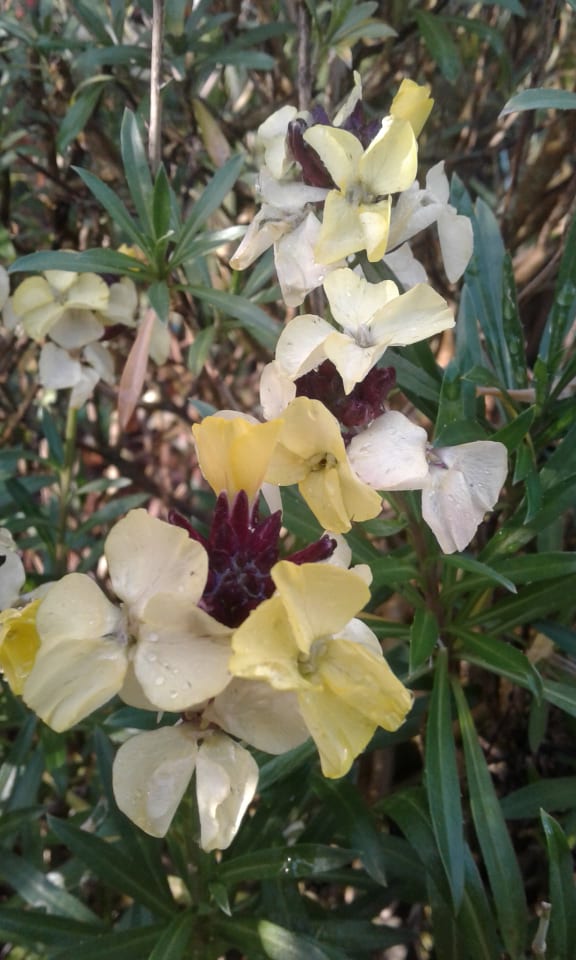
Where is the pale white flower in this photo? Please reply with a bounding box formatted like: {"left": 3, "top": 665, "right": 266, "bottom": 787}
{"left": 348, "top": 411, "right": 508, "bottom": 553}
{"left": 275, "top": 267, "right": 454, "bottom": 394}
{"left": 112, "top": 725, "right": 258, "bottom": 850}
{"left": 386, "top": 162, "right": 473, "bottom": 284}
{"left": 11, "top": 271, "right": 109, "bottom": 342}
{"left": 39, "top": 341, "right": 115, "bottom": 409}
{"left": 0, "top": 528, "right": 26, "bottom": 610}
{"left": 22, "top": 510, "right": 231, "bottom": 730}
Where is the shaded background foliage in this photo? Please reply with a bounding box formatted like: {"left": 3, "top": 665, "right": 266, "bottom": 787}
{"left": 1, "top": 1, "right": 576, "bottom": 959}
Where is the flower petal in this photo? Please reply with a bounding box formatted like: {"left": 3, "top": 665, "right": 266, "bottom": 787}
{"left": 196, "top": 734, "right": 259, "bottom": 851}
{"left": 361, "top": 117, "right": 417, "bottom": 196}
{"left": 275, "top": 314, "right": 333, "bottom": 379}
{"left": 105, "top": 509, "right": 208, "bottom": 617}
{"left": 230, "top": 595, "right": 306, "bottom": 690}
{"left": 112, "top": 725, "right": 198, "bottom": 838}
{"left": 313, "top": 191, "right": 367, "bottom": 264}
{"left": 23, "top": 636, "right": 127, "bottom": 730}
{"left": 390, "top": 79, "right": 434, "bottom": 137}
{"left": 324, "top": 269, "right": 399, "bottom": 334}
{"left": 193, "top": 416, "right": 283, "bottom": 503}
{"left": 297, "top": 685, "right": 376, "bottom": 778}
{"left": 302, "top": 126, "right": 362, "bottom": 192}
{"left": 135, "top": 595, "right": 231, "bottom": 710}
{"left": 35, "top": 573, "right": 121, "bottom": 649}
{"left": 348, "top": 411, "right": 429, "bottom": 490}
{"left": 0, "top": 601, "right": 40, "bottom": 694}
{"left": 205, "top": 678, "right": 309, "bottom": 754}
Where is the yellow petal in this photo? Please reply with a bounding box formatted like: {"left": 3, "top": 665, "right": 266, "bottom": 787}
{"left": 361, "top": 118, "right": 417, "bottom": 196}
{"left": 359, "top": 198, "right": 392, "bottom": 261}
{"left": 390, "top": 79, "right": 434, "bottom": 137}
{"left": 113, "top": 725, "right": 198, "bottom": 838}
{"left": 271, "top": 561, "right": 370, "bottom": 654}
{"left": 299, "top": 460, "right": 353, "bottom": 533}
{"left": 230, "top": 595, "right": 309, "bottom": 691}
{"left": 319, "top": 637, "right": 413, "bottom": 731}
{"left": 36, "top": 573, "right": 121, "bottom": 650}
{"left": 314, "top": 191, "right": 367, "bottom": 265}
{"left": 297, "top": 685, "right": 376, "bottom": 778}
{"left": 302, "top": 126, "right": 363, "bottom": 192}
{"left": 193, "top": 415, "right": 284, "bottom": 503}
{"left": 0, "top": 601, "right": 41, "bottom": 694}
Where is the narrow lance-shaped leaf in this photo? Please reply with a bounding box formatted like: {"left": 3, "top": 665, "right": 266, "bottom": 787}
{"left": 540, "top": 810, "right": 576, "bottom": 960}
{"left": 452, "top": 679, "right": 528, "bottom": 958}
{"left": 120, "top": 109, "right": 154, "bottom": 236}
{"left": 425, "top": 649, "right": 464, "bottom": 910}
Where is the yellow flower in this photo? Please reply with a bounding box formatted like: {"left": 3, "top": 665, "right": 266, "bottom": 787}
{"left": 390, "top": 79, "right": 434, "bottom": 137}
{"left": 192, "top": 414, "right": 284, "bottom": 504}
{"left": 230, "top": 562, "right": 413, "bottom": 778}
{"left": 265, "top": 397, "right": 381, "bottom": 533}
{"left": 0, "top": 601, "right": 41, "bottom": 694}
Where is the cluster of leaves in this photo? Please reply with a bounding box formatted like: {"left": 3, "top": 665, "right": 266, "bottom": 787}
{"left": 1, "top": 1, "right": 576, "bottom": 959}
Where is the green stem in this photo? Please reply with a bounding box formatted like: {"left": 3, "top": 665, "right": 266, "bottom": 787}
{"left": 55, "top": 397, "right": 78, "bottom": 576}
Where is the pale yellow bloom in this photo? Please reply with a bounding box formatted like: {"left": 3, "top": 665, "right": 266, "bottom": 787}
{"left": 193, "top": 414, "right": 284, "bottom": 504}
{"left": 265, "top": 397, "right": 381, "bottom": 533}
{"left": 390, "top": 78, "right": 434, "bottom": 137}
{"left": 12, "top": 271, "right": 109, "bottom": 342}
{"left": 230, "top": 562, "right": 413, "bottom": 778}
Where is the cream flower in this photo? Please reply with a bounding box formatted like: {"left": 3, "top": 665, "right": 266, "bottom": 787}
{"left": 386, "top": 162, "right": 473, "bottom": 284}
{"left": 39, "top": 341, "right": 115, "bottom": 408}
{"left": 303, "top": 113, "right": 419, "bottom": 264}
{"left": 11, "top": 271, "right": 109, "bottom": 342}
{"left": 274, "top": 267, "right": 454, "bottom": 394}
{"left": 265, "top": 397, "right": 382, "bottom": 534}
{"left": 348, "top": 412, "right": 508, "bottom": 553}
{"left": 230, "top": 561, "right": 413, "bottom": 778}
{"left": 0, "top": 528, "right": 26, "bottom": 609}
{"left": 112, "top": 725, "right": 259, "bottom": 850}
{"left": 22, "top": 510, "right": 231, "bottom": 730}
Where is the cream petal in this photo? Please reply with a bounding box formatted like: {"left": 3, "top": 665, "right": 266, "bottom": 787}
{"left": 433, "top": 442, "right": 508, "bottom": 513}
{"left": 322, "top": 332, "right": 382, "bottom": 394}
{"left": 104, "top": 278, "right": 138, "bottom": 325}
{"left": 119, "top": 660, "right": 163, "bottom": 711}
{"left": 64, "top": 273, "right": 109, "bottom": 312}
{"left": 275, "top": 314, "right": 332, "bottom": 379}
{"left": 274, "top": 211, "right": 334, "bottom": 307}
{"left": 436, "top": 208, "right": 474, "bottom": 283}
{"left": 259, "top": 170, "right": 328, "bottom": 209}
{"left": 39, "top": 344, "right": 82, "bottom": 390}
{"left": 369, "top": 283, "right": 454, "bottom": 347}
{"left": 43, "top": 271, "right": 76, "bottom": 294}
{"left": 258, "top": 105, "right": 299, "bottom": 179}
{"left": 314, "top": 192, "right": 367, "bottom": 264}
{"left": 23, "top": 637, "right": 127, "bottom": 731}
{"left": 84, "top": 342, "right": 115, "bottom": 384}
{"left": 36, "top": 573, "right": 122, "bottom": 650}
{"left": 0, "top": 552, "right": 25, "bottom": 609}
{"left": 421, "top": 468, "right": 483, "bottom": 554}
{"left": 259, "top": 361, "right": 296, "bottom": 419}
{"left": 205, "top": 678, "right": 309, "bottom": 754}
{"left": 383, "top": 244, "right": 428, "bottom": 288}
{"left": 112, "top": 725, "right": 198, "bottom": 838}
{"left": 324, "top": 269, "right": 398, "bottom": 334}
{"left": 347, "top": 411, "right": 429, "bottom": 490}
{"left": 135, "top": 595, "right": 231, "bottom": 710}
{"left": 105, "top": 509, "right": 208, "bottom": 616}
{"left": 425, "top": 161, "right": 449, "bottom": 203}
{"left": 230, "top": 206, "right": 290, "bottom": 270}
{"left": 69, "top": 365, "right": 100, "bottom": 408}
{"left": 49, "top": 310, "right": 104, "bottom": 349}
{"left": 196, "top": 734, "right": 259, "bottom": 851}
{"left": 359, "top": 198, "right": 393, "bottom": 262}
{"left": 149, "top": 316, "right": 171, "bottom": 365}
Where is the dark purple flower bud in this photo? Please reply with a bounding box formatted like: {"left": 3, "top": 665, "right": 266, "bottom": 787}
{"left": 287, "top": 119, "right": 336, "bottom": 189}
{"left": 295, "top": 361, "right": 396, "bottom": 436}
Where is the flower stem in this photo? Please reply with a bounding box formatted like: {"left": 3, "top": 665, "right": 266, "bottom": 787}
{"left": 55, "top": 397, "right": 78, "bottom": 576}
{"left": 149, "top": 0, "right": 164, "bottom": 176}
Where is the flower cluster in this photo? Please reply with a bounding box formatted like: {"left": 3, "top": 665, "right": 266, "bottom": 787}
{"left": 231, "top": 75, "right": 473, "bottom": 306}
{"left": 2, "top": 270, "right": 169, "bottom": 408}
{"left": 1, "top": 416, "right": 413, "bottom": 850}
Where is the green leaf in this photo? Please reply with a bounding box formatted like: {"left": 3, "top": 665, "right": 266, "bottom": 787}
{"left": 152, "top": 165, "right": 174, "bottom": 241}
{"left": 53, "top": 924, "right": 166, "bottom": 960}
{"left": 9, "top": 248, "right": 150, "bottom": 278}
{"left": 539, "top": 211, "right": 576, "bottom": 368}
{"left": 0, "top": 908, "right": 106, "bottom": 948}
{"left": 501, "top": 88, "right": 576, "bottom": 115}
{"left": 120, "top": 109, "right": 154, "bottom": 235}
{"left": 185, "top": 284, "right": 280, "bottom": 351}
{"left": 258, "top": 919, "right": 346, "bottom": 960}
{"left": 0, "top": 850, "right": 103, "bottom": 924}
{"left": 147, "top": 280, "right": 170, "bottom": 323}
{"left": 218, "top": 844, "right": 355, "bottom": 886}
{"left": 493, "top": 553, "right": 576, "bottom": 584}
{"left": 410, "top": 607, "right": 439, "bottom": 672}
{"left": 147, "top": 912, "right": 196, "bottom": 960}
{"left": 492, "top": 406, "right": 536, "bottom": 451}
{"left": 451, "top": 629, "right": 542, "bottom": 697}
{"left": 258, "top": 740, "right": 317, "bottom": 792}
{"left": 534, "top": 620, "right": 576, "bottom": 657}
{"left": 57, "top": 79, "right": 109, "bottom": 154}
{"left": 501, "top": 253, "right": 527, "bottom": 388}
{"left": 541, "top": 678, "right": 576, "bottom": 719}
{"left": 441, "top": 553, "right": 517, "bottom": 594}
{"left": 74, "top": 166, "right": 150, "bottom": 251}
{"left": 425, "top": 649, "right": 464, "bottom": 909}
{"left": 312, "top": 778, "right": 388, "bottom": 885}
{"left": 453, "top": 680, "right": 528, "bottom": 958}
{"left": 414, "top": 11, "right": 461, "bottom": 84}
{"left": 501, "top": 778, "right": 576, "bottom": 819}
{"left": 468, "top": 577, "right": 575, "bottom": 633}
{"left": 171, "top": 154, "right": 244, "bottom": 265}
{"left": 47, "top": 817, "right": 175, "bottom": 920}
{"left": 540, "top": 810, "right": 576, "bottom": 960}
